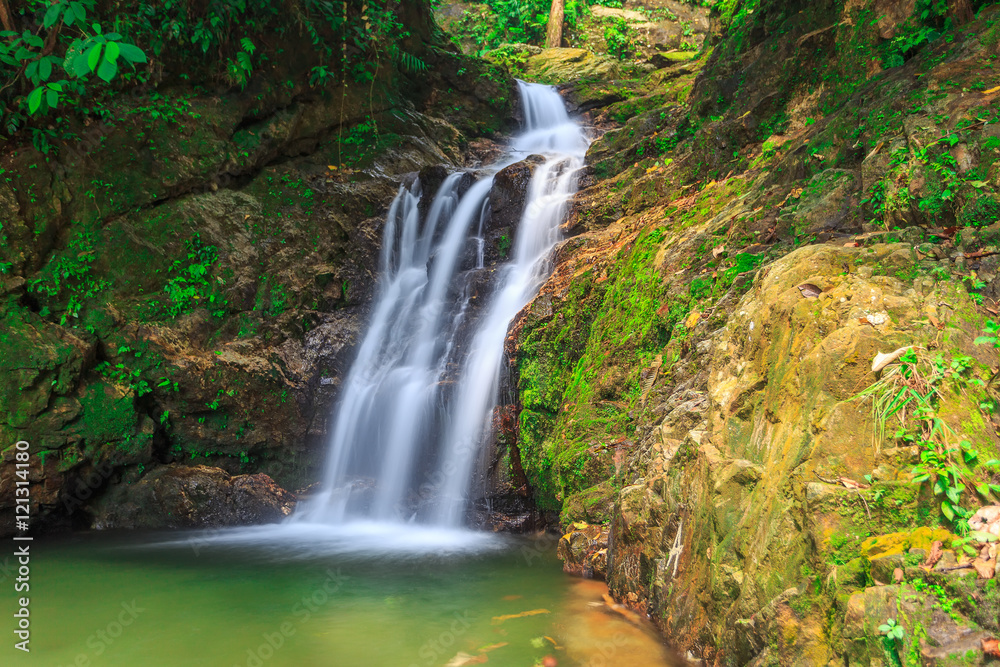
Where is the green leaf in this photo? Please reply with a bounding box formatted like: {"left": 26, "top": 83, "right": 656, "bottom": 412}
{"left": 86, "top": 44, "right": 102, "bottom": 73}
{"left": 97, "top": 58, "right": 117, "bottom": 82}
{"left": 26, "top": 87, "right": 43, "bottom": 114}
{"left": 941, "top": 501, "right": 955, "bottom": 521}
{"left": 38, "top": 57, "right": 52, "bottom": 81}
{"left": 104, "top": 41, "right": 120, "bottom": 63}
{"left": 45, "top": 88, "right": 58, "bottom": 109}
{"left": 117, "top": 43, "right": 146, "bottom": 64}
{"left": 969, "top": 180, "right": 989, "bottom": 189}
{"left": 71, "top": 2, "right": 86, "bottom": 22}
{"left": 43, "top": 2, "right": 62, "bottom": 28}
{"left": 71, "top": 53, "right": 90, "bottom": 78}
{"left": 63, "top": 6, "right": 76, "bottom": 26}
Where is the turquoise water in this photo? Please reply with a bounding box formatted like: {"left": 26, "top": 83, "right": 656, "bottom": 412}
{"left": 3, "top": 526, "right": 672, "bottom": 666}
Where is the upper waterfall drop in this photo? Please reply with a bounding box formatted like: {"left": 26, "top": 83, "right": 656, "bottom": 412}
{"left": 295, "top": 81, "right": 589, "bottom": 528}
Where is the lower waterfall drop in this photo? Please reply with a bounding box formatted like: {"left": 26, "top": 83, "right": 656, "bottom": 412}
{"left": 296, "top": 81, "right": 589, "bottom": 528}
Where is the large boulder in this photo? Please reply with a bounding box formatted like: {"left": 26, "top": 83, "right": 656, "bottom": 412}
{"left": 523, "top": 48, "right": 621, "bottom": 85}
{"left": 91, "top": 465, "right": 296, "bottom": 529}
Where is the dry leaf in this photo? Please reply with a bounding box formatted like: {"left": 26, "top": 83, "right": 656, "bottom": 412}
{"left": 844, "top": 241, "right": 861, "bottom": 247}
{"left": 542, "top": 657, "right": 558, "bottom": 667}
{"left": 477, "top": 643, "right": 508, "bottom": 653}
{"left": 983, "top": 637, "right": 1000, "bottom": 658}
{"left": 713, "top": 246, "right": 725, "bottom": 258}
{"left": 965, "top": 250, "right": 998, "bottom": 260}
{"left": 923, "top": 541, "right": 944, "bottom": 569}
{"left": 491, "top": 609, "right": 550, "bottom": 624}
{"left": 974, "top": 558, "right": 995, "bottom": 579}
{"left": 445, "top": 652, "right": 488, "bottom": 666}
{"left": 893, "top": 568, "right": 904, "bottom": 584}
{"left": 983, "top": 85, "right": 1000, "bottom": 95}
{"left": 685, "top": 311, "right": 701, "bottom": 329}
{"left": 797, "top": 283, "right": 822, "bottom": 298}
{"left": 872, "top": 346, "right": 913, "bottom": 372}
{"left": 929, "top": 314, "right": 942, "bottom": 329}
{"left": 839, "top": 477, "right": 869, "bottom": 489}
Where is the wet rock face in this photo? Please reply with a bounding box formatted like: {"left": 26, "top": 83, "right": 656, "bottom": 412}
{"left": 558, "top": 523, "right": 609, "bottom": 580}
{"left": 489, "top": 155, "right": 545, "bottom": 232}
{"left": 483, "top": 155, "right": 546, "bottom": 265}
{"left": 91, "top": 465, "right": 295, "bottom": 529}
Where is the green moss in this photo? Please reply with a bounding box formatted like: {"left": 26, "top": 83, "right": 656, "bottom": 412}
{"left": 517, "top": 227, "right": 674, "bottom": 509}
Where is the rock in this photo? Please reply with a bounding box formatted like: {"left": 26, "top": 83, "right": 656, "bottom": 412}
{"left": 91, "top": 465, "right": 296, "bottom": 529}
{"left": 489, "top": 156, "right": 545, "bottom": 233}
{"left": 557, "top": 522, "right": 610, "bottom": 580}
{"left": 969, "top": 505, "right": 1000, "bottom": 537}
{"left": 523, "top": 48, "right": 620, "bottom": 84}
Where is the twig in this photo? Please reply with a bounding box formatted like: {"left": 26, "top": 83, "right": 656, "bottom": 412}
{"left": 666, "top": 518, "right": 684, "bottom": 578}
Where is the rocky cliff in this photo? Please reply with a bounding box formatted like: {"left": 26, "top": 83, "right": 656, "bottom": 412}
{"left": 501, "top": 0, "right": 1000, "bottom": 664}
{"left": 0, "top": 1, "right": 517, "bottom": 534}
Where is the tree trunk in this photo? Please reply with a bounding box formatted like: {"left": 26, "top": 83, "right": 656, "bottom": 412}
{"left": 948, "top": 0, "right": 973, "bottom": 25}
{"left": 545, "top": 0, "right": 565, "bottom": 49}
{"left": 0, "top": 0, "right": 15, "bottom": 33}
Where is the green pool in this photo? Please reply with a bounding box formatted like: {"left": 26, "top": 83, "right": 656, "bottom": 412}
{"left": 3, "top": 523, "right": 672, "bottom": 666}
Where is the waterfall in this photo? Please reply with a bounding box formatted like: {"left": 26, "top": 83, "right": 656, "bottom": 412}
{"left": 296, "top": 81, "right": 588, "bottom": 528}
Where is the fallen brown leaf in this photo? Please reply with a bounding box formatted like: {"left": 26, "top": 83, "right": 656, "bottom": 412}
{"left": 983, "top": 637, "right": 1000, "bottom": 658}
{"left": 445, "top": 652, "right": 488, "bottom": 666}
{"left": 893, "top": 568, "right": 904, "bottom": 584}
{"left": 965, "top": 250, "right": 998, "bottom": 260}
{"left": 973, "top": 558, "right": 995, "bottom": 579}
{"left": 923, "top": 541, "right": 944, "bottom": 569}
{"left": 477, "top": 643, "right": 508, "bottom": 653}
{"left": 491, "top": 609, "right": 550, "bottom": 624}
{"left": 797, "top": 283, "right": 823, "bottom": 298}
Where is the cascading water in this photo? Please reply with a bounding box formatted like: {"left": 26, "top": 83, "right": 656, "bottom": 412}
{"left": 295, "top": 81, "right": 588, "bottom": 529}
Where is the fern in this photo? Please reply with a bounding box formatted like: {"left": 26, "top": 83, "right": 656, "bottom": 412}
{"left": 398, "top": 51, "right": 427, "bottom": 73}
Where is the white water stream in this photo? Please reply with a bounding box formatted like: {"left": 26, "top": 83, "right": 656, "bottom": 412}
{"left": 294, "top": 81, "right": 588, "bottom": 532}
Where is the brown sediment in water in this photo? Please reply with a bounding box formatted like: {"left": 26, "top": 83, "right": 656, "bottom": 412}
{"left": 553, "top": 578, "right": 684, "bottom": 666}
